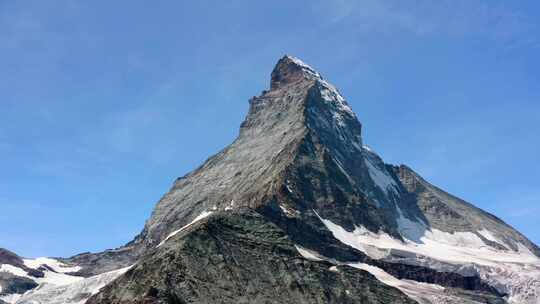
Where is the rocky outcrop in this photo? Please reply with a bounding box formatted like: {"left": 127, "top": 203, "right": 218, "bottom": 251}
{"left": 88, "top": 211, "right": 416, "bottom": 304}
{"left": 0, "top": 273, "right": 37, "bottom": 296}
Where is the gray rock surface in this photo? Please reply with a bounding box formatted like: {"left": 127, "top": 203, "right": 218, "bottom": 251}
{"left": 87, "top": 211, "right": 417, "bottom": 304}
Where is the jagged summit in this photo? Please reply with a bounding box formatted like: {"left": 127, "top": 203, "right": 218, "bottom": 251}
{"left": 270, "top": 55, "right": 322, "bottom": 89}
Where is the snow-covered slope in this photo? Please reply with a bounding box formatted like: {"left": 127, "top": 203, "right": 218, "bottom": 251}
{"left": 0, "top": 257, "right": 83, "bottom": 304}
{"left": 14, "top": 266, "right": 131, "bottom": 304}
{"left": 317, "top": 181, "right": 540, "bottom": 303}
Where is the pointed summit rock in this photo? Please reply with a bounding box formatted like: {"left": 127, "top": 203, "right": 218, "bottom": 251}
{"left": 270, "top": 55, "right": 322, "bottom": 89}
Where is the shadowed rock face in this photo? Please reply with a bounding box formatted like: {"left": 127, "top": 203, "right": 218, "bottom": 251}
{"left": 0, "top": 272, "right": 38, "bottom": 296}
{"left": 0, "top": 249, "right": 42, "bottom": 298}
{"left": 0, "top": 249, "right": 43, "bottom": 278}
{"left": 87, "top": 211, "right": 417, "bottom": 304}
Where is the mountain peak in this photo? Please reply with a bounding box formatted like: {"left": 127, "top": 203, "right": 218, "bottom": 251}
{"left": 270, "top": 55, "right": 322, "bottom": 89}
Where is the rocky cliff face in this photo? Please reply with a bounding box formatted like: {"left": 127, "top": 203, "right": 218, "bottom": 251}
{"left": 88, "top": 211, "right": 416, "bottom": 304}
{"left": 2, "top": 56, "right": 539, "bottom": 304}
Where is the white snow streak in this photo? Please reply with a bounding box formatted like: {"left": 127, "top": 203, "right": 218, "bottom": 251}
{"left": 348, "top": 263, "right": 457, "bottom": 304}
{"left": 295, "top": 245, "right": 323, "bottom": 261}
{"left": 157, "top": 211, "right": 213, "bottom": 247}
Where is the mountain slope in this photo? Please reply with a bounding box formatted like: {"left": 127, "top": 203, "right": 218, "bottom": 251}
{"left": 2, "top": 55, "right": 539, "bottom": 304}
{"left": 85, "top": 56, "right": 540, "bottom": 304}
{"left": 88, "top": 211, "right": 416, "bottom": 304}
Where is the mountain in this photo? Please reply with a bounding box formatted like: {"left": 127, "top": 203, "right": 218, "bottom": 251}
{"left": 2, "top": 55, "right": 539, "bottom": 304}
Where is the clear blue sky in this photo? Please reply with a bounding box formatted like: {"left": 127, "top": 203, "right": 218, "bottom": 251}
{"left": 1, "top": 1, "right": 539, "bottom": 258}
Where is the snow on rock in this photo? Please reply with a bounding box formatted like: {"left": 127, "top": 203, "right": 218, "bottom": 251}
{"left": 477, "top": 229, "right": 506, "bottom": 247}
{"left": 0, "top": 262, "right": 82, "bottom": 287}
{"left": 23, "top": 258, "right": 81, "bottom": 274}
{"left": 318, "top": 79, "right": 354, "bottom": 116}
{"left": 318, "top": 213, "right": 540, "bottom": 304}
{"left": 0, "top": 294, "right": 22, "bottom": 304}
{"left": 225, "top": 200, "right": 235, "bottom": 211}
{"left": 0, "top": 264, "right": 29, "bottom": 278}
{"left": 0, "top": 258, "right": 85, "bottom": 304}
{"left": 285, "top": 55, "right": 322, "bottom": 79}
{"left": 348, "top": 263, "right": 468, "bottom": 304}
{"left": 157, "top": 210, "right": 213, "bottom": 247}
{"left": 295, "top": 245, "right": 323, "bottom": 261}
{"left": 279, "top": 205, "right": 299, "bottom": 217}
{"left": 15, "top": 266, "right": 132, "bottom": 304}
{"left": 362, "top": 145, "right": 373, "bottom": 153}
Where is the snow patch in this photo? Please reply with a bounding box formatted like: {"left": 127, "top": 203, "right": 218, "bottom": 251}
{"left": 295, "top": 245, "right": 323, "bottom": 261}
{"left": 279, "top": 205, "right": 298, "bottom": 217}
{"left": 0, "top": 294, "right": 22, "bottom": 304}
{"left": 157, "top": 210, "right": 213, "bottom": 247}
{"left": 0, "top": 263, "right": 82, "bottom": 287}
{"left": 24, "top": 258, "right": 81, "bottom": 274}
{"left": 317, "top": 213, "right": 540, "bottom": 303}
{"left": 225, "top": 199, "right": 235, "bottom": 211}
{"left": 0, "top": 264, "right": 29, "bottom": 278}
{"left": 348, "top": 263, "right": 457, "bottom": 304}
{"left": 285, "top": 55, "right": 321, "bottom": 79}
{"left": 15, "top": 265, "right": 132, "bottom": 304}
{"left": 477, "top": 229, "right": 505, "bottom": 247}
{"left": 318, "top": 79, "right": 354, "bottom": 116}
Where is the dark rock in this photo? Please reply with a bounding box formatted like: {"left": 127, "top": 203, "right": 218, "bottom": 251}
{"left": 87, "top": 211, "right": 417, "bottom": 304}
{"left": 0, "top": 272, "right": 38, "bottom": 295}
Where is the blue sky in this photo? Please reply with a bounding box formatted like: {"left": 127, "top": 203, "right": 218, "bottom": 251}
{"left": 1, "top": 0, "right": 539, "bottom": 258}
